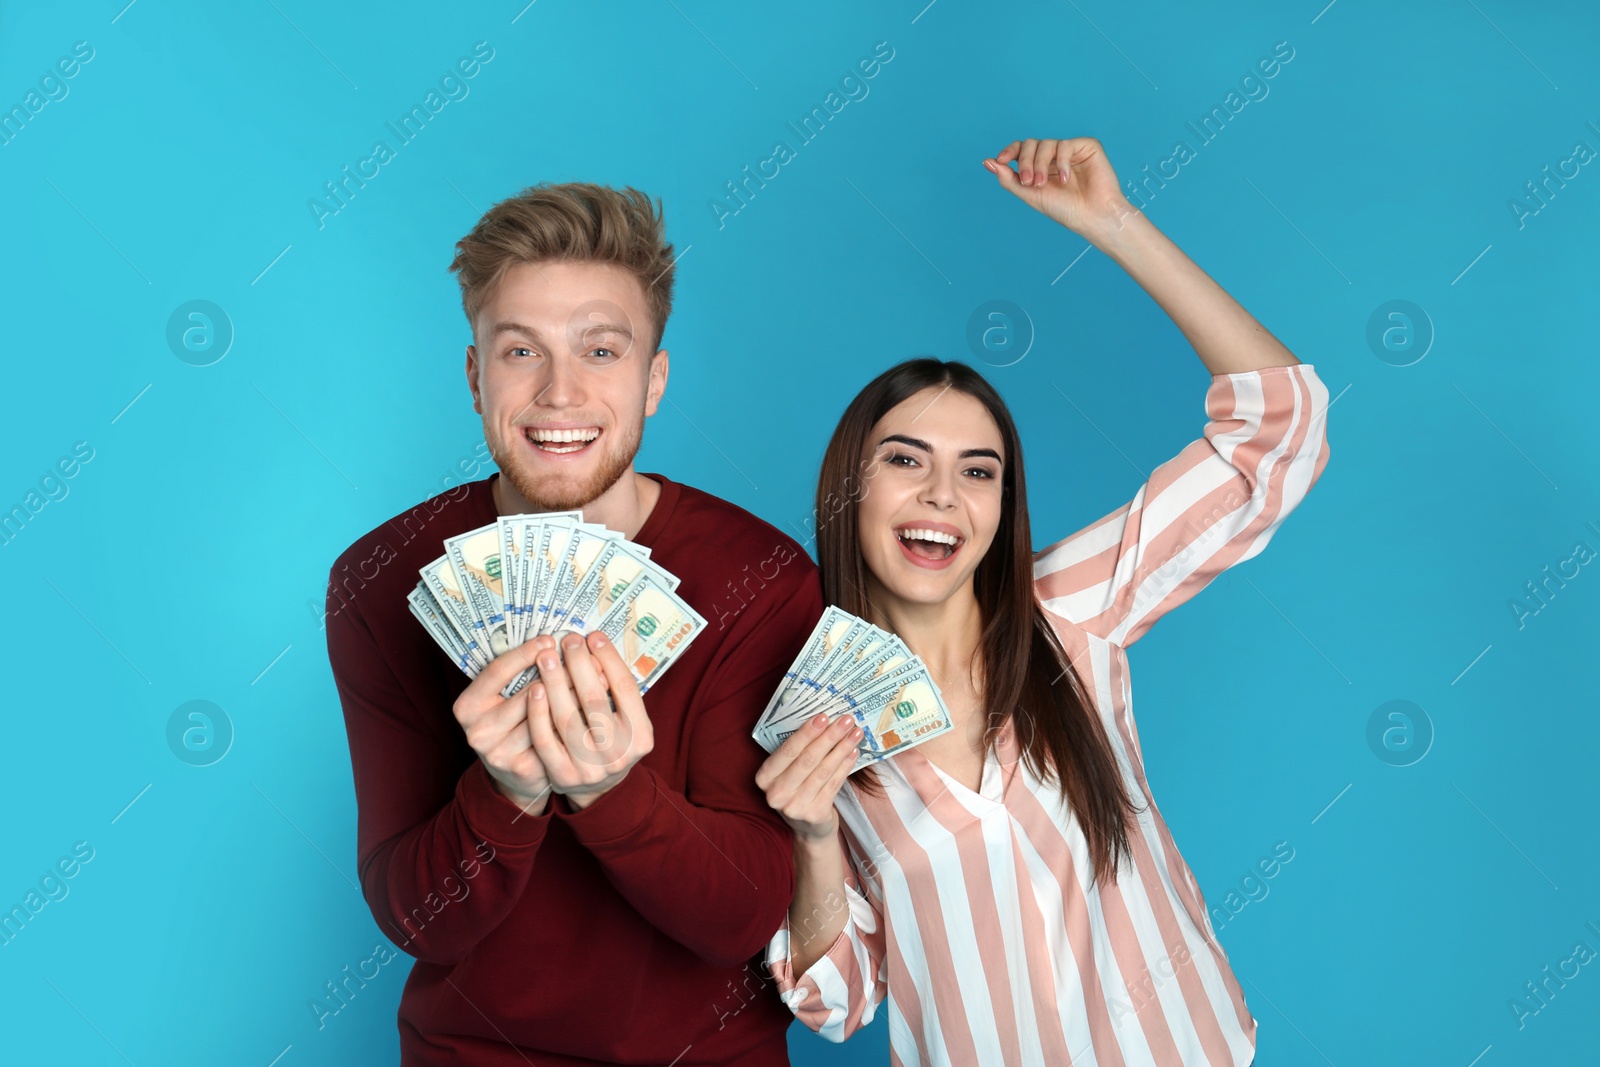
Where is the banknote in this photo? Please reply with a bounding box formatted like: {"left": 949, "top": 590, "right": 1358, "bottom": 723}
{"left": 764, "top": 671, "right": 953, "bottom": 771}
{"left": 795, "top": 630, "right": 912, "bottom": 720}
{"left": 444, "top": 523, "right": 512, "bottom": 657}
{"left": 546, "top": 525, "right": 620, "bottom": 631}
{"left": 760, "top": 607, "right": 856, "bottom": 724}
{"left": 409, "top": 511, "right": 701, "bottom": 704}
{"left": 755, "top": 614, "right": 878, "bottom": 747}
{"left": 408, "top": 585, "right": 481, "bottom": 675}
{"left": 558, "top": 538, "right": 678, "bottom": 635}
{"left": 593, "top": 570, "right": 706, "bottom": 694}
{"left": 753, "top": 608, "right": 953, "bottom": 768}
{"left": 762, "top": 624, "right": 914, "bottom": 740}
{"left": 418, "top": 556, "right": 488, "bottom": 668}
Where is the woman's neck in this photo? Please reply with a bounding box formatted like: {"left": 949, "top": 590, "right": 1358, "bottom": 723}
{"left": 864, "top": 577, "right": 985, "bottom": 697}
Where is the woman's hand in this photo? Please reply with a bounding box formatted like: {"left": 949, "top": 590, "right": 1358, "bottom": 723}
{"left": 982, "top": 136, "right": 1136, "bottom": 238}
{"left": 755, "top": 712, "right": 864, "bottom": 843}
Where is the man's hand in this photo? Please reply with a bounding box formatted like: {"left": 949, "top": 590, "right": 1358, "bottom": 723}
{"left": 452, "top": 639, "right": 552, "bottom": 817}
{"left": 524, "top": 630, "right": 655, "bottom": 810}
{"left": 981, "top": 136, "right": 1137, "bottom": 238}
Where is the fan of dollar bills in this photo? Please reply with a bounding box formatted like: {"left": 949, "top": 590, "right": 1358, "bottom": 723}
{"left": 753, "top": 606, "right": 955, "bottom": 771}
{"left": 408, "top": 511, "right": 706, "bottom": 699}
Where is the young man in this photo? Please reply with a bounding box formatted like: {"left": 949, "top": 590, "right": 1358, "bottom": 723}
{"left": 325, "top": 182, "right": 822, "bottom": 1066}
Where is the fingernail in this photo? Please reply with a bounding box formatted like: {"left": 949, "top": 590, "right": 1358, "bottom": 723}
{"left": 811, "top": 714, "right": 828, "bottom": 729}
{"left": 541, "top": 655, "right": 558, "bottom": 670}
{"left": 590, "top": 632, "right": 609, "bottom": 647}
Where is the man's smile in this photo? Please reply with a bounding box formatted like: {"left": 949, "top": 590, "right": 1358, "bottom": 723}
{"left": 523, "top": 424, "right": 603, "bottom": 457}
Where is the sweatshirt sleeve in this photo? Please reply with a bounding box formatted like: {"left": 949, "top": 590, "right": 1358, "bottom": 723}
{"left": 326, "top": 580, "right": 552, "bottom": 965}
{"left": 554, "top": 567, "right": 824, "bottom": 969}
{"left": 1033, "top": 362, "right": 1331, "bottom": 649}
{"left": 765, "top": 820, "right": 888, "bottom": 1042}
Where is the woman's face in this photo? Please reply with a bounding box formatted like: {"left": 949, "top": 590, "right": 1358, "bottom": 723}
{"left": 856, "top": 385, "right": 1006, "bottom": 609}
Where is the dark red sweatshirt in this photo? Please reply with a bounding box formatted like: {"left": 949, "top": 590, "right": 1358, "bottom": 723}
{"left": 325, "top": 472, "right": 821, "bottom": 1065}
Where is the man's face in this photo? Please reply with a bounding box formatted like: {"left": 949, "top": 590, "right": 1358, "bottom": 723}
{"left": 466, "top": 260, "right": 667, "bottom": 511}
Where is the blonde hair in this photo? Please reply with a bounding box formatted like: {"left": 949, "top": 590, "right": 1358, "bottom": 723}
{"left": 449, "top": 181, "right": 676, "bottom": 351}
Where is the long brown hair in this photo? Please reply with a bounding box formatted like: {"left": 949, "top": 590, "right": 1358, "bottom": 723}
{"left": 814, "top": 358, "right": 1143, "bottom": 886}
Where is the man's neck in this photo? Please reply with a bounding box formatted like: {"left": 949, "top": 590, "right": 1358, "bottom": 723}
{"left": 490, "top": 468, "right": 662, "bottom": 540}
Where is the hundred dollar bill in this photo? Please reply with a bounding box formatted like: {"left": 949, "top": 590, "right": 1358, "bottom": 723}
{"left": 419, "top": 555, "right": 487, "bottom": 666}
{"left": 849, "top": 671, "right": 954, "bottom": 768}
{"left": 445, "top": 523, "right": 511, "bottom": 657}
{"left": 515, "top": 518, "right": 545, "bottom": 641}
{"left": 500, "top": 568, "right": 703, "bottom": 699}
{"left": 755, "top": 612, "right": 889, "bottom": 745}
{"left": 500, "top": 511, "right": 582, "bottom": 646}
{"left": 763, "top": 668, "right": 953, "bottom": 770}
{"left": 498, "top": 520, "right": 580, "bottom": 697}
{"left": 801, "top": 620, "right": 898, "bottom": 700}
{"left": 803, "top": 633, "right": 913, "bottom": 717}
{"left": 593, "top": 570, "right": 706, "bottom": 694}
{"left": 409, "top": 585, "right": 481, "bottom": 675}
{"left": 759, "top": 607, "right": 857, "bottom": 726}
{"left": 525, "top": 518, "right": 576, "bottom": 640}
{"left": 755, "top": 611, "right": 863, "bottom": 749}
{"left": 556, "top": 540, "right": 676, "bottom": 635}
{"left": 770, "top": 627, "right": 909, "bottom": 732}
{"left": 409, "top": 583, "right": 450, "bottom": 641}
{"left": 546, "top": 526, "right": 620, "bottom": 632}
{"left": 840, "top": 654, "right": 933, "bottom": 710}
{"left": 784, "top": 655, "right": 932, "bottom": 740}
{"left": 499, "top": 517, "right": 532, "bottom": 647}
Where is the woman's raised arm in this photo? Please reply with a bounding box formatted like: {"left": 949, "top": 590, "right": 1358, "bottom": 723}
{"left": 984, "top": 137, "right": 1332, "bottom": 648}
{"left": 982, "top": 135, "right": 1301, "bottom": 378}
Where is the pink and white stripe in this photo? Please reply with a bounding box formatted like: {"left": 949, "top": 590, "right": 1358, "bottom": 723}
{"left": 766, "top": 363, "right": 1331, "bottom": 1066}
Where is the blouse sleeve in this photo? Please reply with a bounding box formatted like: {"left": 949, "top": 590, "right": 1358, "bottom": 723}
{"left": 1033, "top": 362, "right": 1331, "bottom": 649}
{"left": 763, "top": 819, "right": 887, "bottom": 1042}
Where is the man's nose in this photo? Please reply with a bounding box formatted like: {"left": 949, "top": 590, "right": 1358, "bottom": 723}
{"left": 536, "top": 352, "right": 583, "bottom": 407}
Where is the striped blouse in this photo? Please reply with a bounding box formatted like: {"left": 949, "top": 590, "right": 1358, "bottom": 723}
{"left": 766, "top": 363, "right": 1332, "bottom": 1066}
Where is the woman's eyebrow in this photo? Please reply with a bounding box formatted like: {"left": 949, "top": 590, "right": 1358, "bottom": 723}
{"left": 877, "top": 435, "right": 1003, "bottom": 464}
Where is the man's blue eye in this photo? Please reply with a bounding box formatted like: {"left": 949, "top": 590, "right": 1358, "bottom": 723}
{"left": 511, "top": 347, "right": 535, "bottom": 358}
{"left": 591, "top": 347, "right": 616, "bottom": 360}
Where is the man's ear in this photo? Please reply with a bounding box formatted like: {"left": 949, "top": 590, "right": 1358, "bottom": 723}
{"left": 643, "top": 347, "right": 669, "bottom": 417}
{"left": 465, "top": 344, "right": 483, "bottom": 414}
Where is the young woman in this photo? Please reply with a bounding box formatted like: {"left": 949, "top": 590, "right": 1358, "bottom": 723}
{"left": 755, "top": 136, "right": 1331, "bottom": 1066}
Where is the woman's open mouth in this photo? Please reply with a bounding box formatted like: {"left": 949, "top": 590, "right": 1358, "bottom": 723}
{"left": 894, "top": 524, "right": 965, "bottom": 570}
{"left": 524, "top": 425, "right": 601, "bottom": 458}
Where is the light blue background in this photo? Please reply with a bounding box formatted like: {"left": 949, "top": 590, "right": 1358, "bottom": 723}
{"left": 2, "top": 1, "right": 1597, "bottom": 1064}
